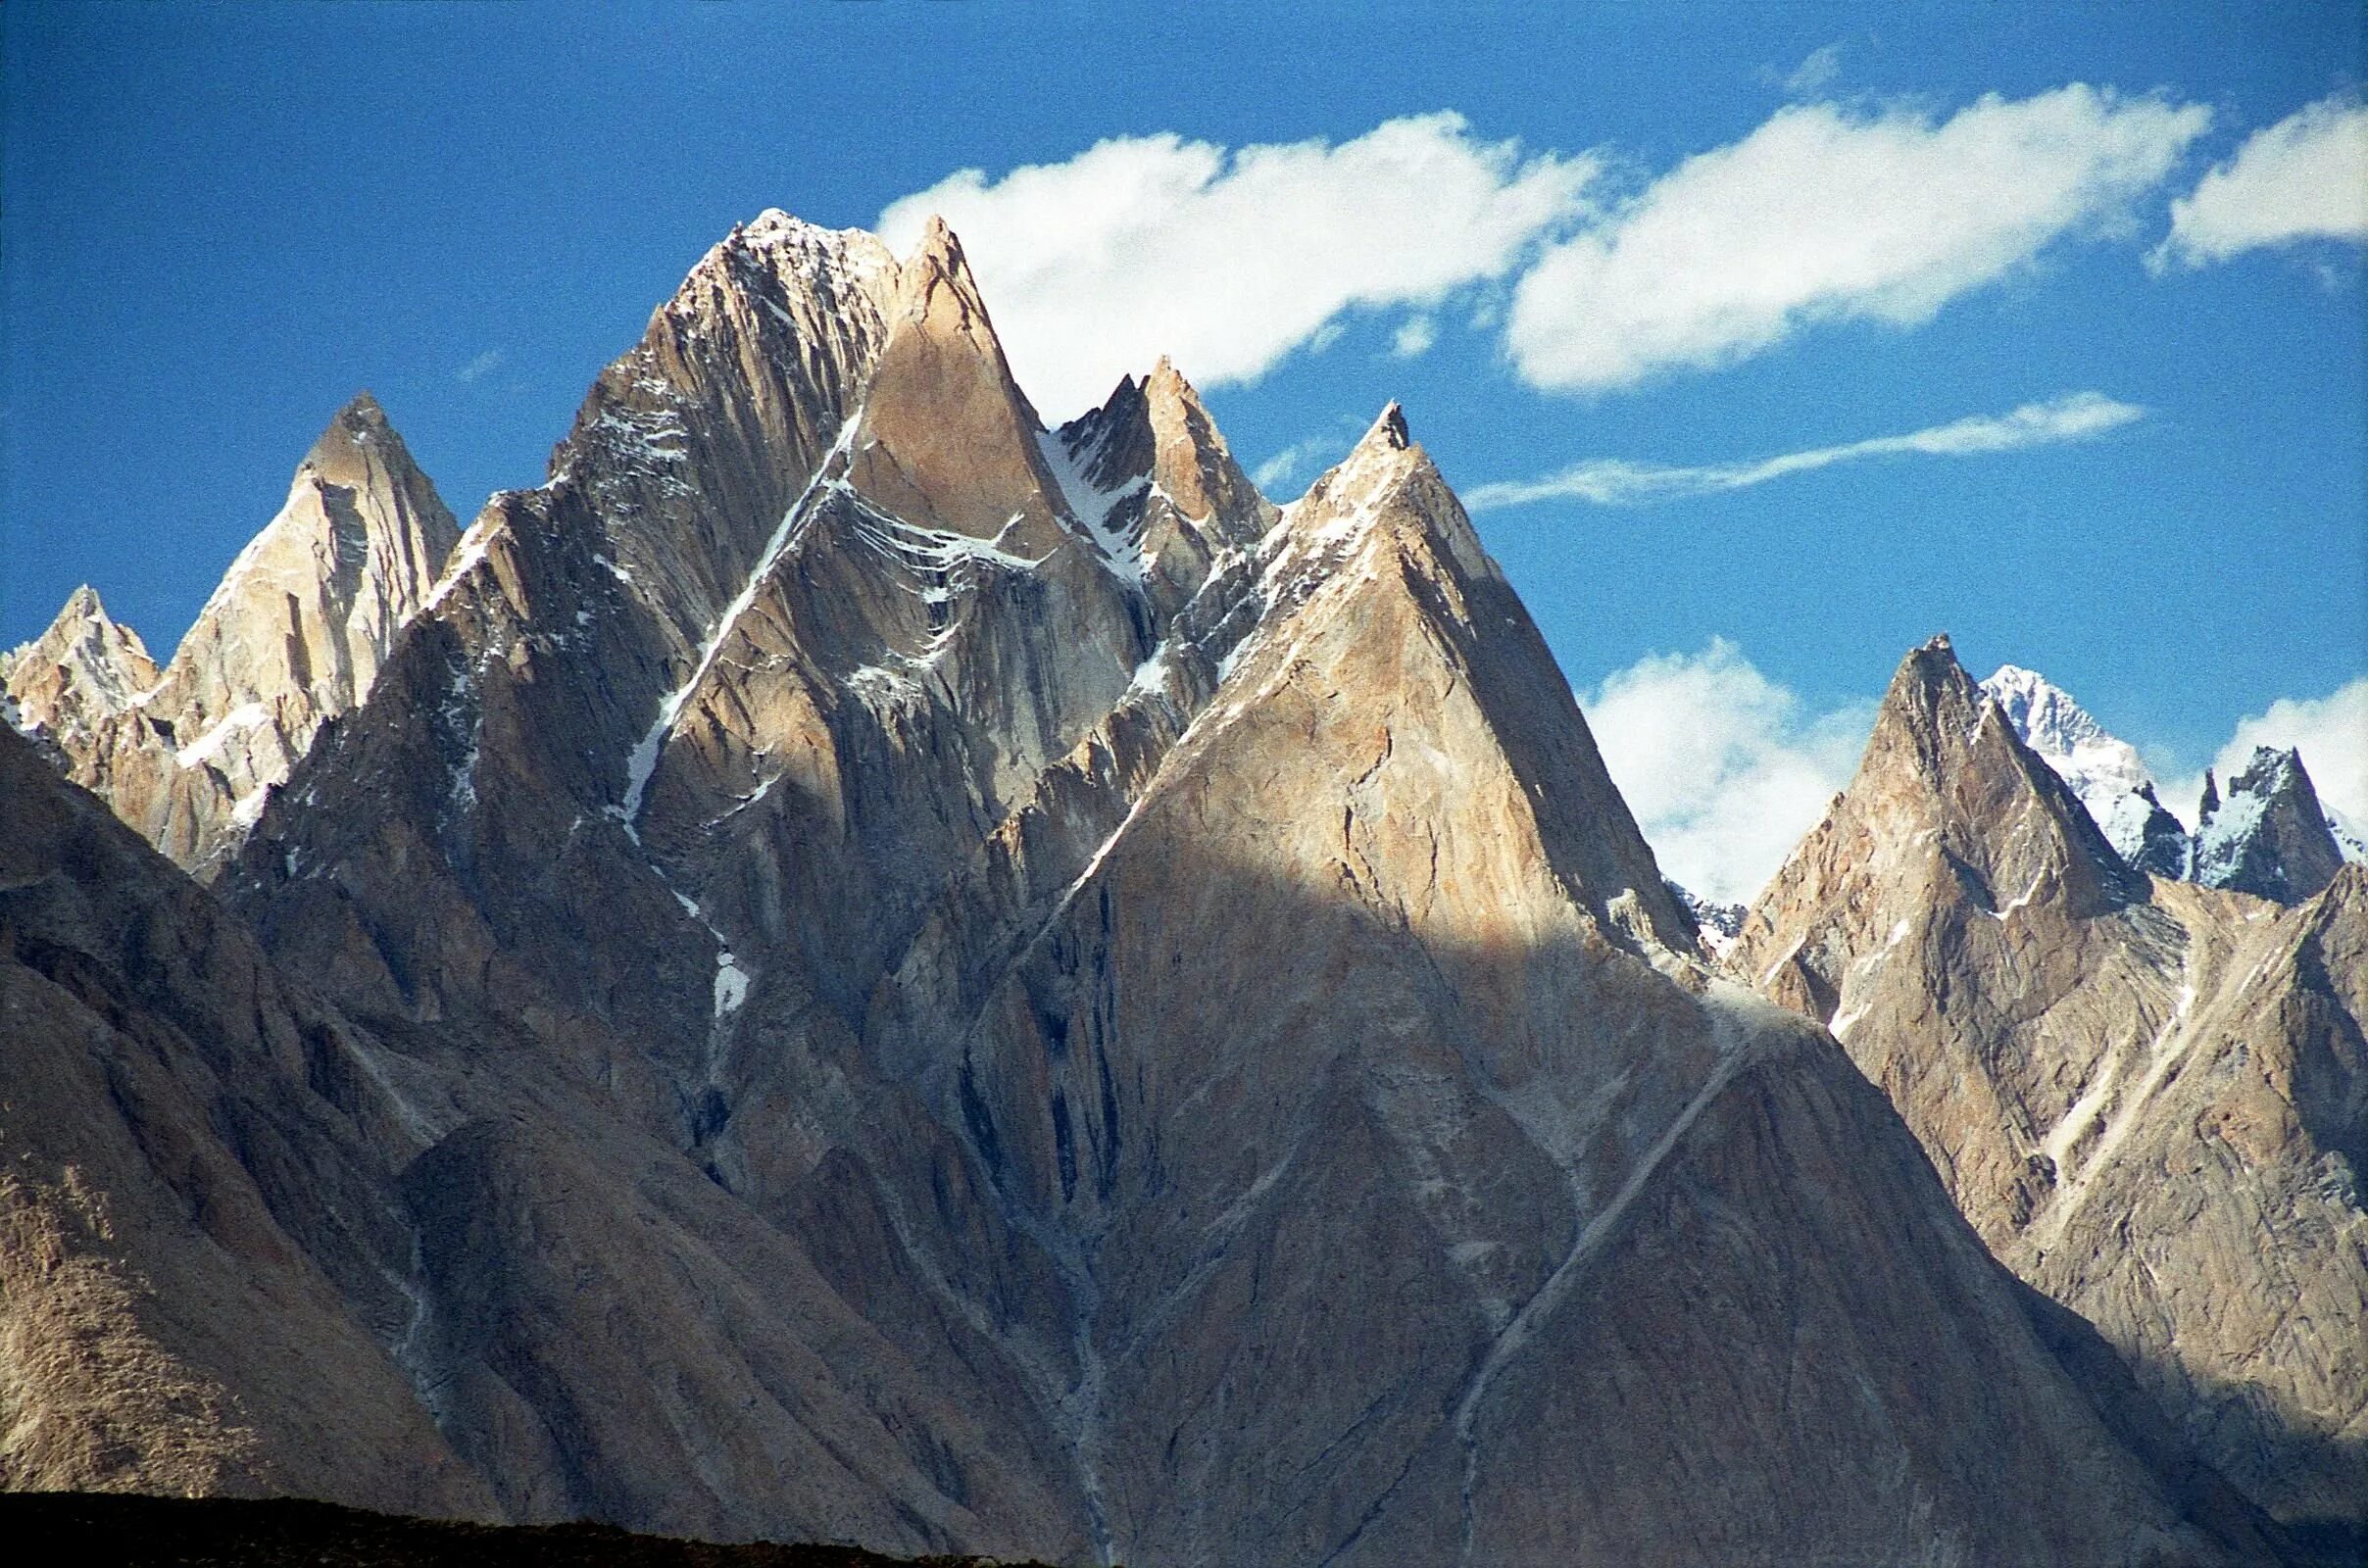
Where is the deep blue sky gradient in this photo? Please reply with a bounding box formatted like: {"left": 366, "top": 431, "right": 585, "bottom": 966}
{"left": 4, "top": 0, "right": 2361, "bottom": 770}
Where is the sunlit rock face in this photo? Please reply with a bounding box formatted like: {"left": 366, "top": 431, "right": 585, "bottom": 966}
{"left": 0, "top": 209, "right": 2317, "bottom": 1565}
{"left": 4, "top": 393, "right": 460, "bottom": 876}
{"left": 1737, "top": 635, "right": 2368, "bottom": 1544}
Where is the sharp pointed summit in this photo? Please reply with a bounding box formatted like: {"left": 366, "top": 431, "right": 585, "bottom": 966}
{"left": 5, "top": 393, "right": 461, "bottom": 872}
{"left": 842, "top": 218, "right": 1073, "bottom": 549}
{"left": 2194, "top": 745, "right": 2346, "bottom": 903}
{"left": 1735, "top": 633, "right": 2368, "bottom": 1536}
{"left": 2, "top": 584, "right": 160, "bottom": 746}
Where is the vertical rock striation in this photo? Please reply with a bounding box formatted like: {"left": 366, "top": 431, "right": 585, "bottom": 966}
{"left": 1737, "top": 636, "right": 2367, "bottom": 1549}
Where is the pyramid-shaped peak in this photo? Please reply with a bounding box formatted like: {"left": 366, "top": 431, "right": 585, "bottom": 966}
{"left": 5, "top": 580, "right": 160, "bottom": 726}
{"left": 2195, "top": 744, "right": 2343, "bottom": 903}
{"left": 1302, "top": 403, "right": 1424, "bottom": 507}
{"left": 848, "top": 217, "right": 1063, "bottom": 541}
{"left": 30, "top": 582, "right": 143, "bottom": 655}
{"left": 1364, "top": 401, "right": 1411, "bottom": 453}
{"left": 299, "top": 391, "right": 433, "bottom": 492}
{"left": 1143, "top": 356, "right": 1204, "bottom": 409}
{"left": 903, "top": 214, "right": 973, "bottom": 281}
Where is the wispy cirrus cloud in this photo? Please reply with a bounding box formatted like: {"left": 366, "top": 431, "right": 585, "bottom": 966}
{"left": 1505, "top": 86, "right": 2211, "bottom": 392}
{"left": 456, "top": 348, "right": 504, "bottom": 384}
{"left": 1250, "top": 415, "right": 1371, "bottom": 496}
{"left": 1463, "top": 391, "right": 2143, "bottom": 511}
{"left": 1770, "top": 41, "right": 1845, "bottom": 99}
{"left": 2151, "top": 95, "right": 2368, "bottom": 270}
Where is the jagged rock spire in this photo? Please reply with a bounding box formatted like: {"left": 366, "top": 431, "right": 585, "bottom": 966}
{"left": 8, "top": 393, "right": 461, "bottom": 874}
{"left": 845, "top": 218, "right": 1071, "bottom": 549}
{"left": 2, "top": 584, "right": 160, "bottom": 744}
{"left": 2193, "top": 745, "right": 2344, "bottom": 903}
{"left": 1735, "top": 634, "right": 2368, "bottom": 1530}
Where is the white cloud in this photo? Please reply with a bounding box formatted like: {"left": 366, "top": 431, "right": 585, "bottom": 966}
{"left": 1584, "top": 639, "right": 1873, "bottom": 905}
{"left": 1775, "top": 42, "right": 1844, "bottom": 98}
{"left": 878, "top": 113, "right": 1597, "bottom": 417}
{"left": 457, "top": 348, "right": 504, "bottom": 384}
{"left": 1464, "top": 391, "right": 2142, "bottom": 510}
{"left": 2152, "top": 96, "right": 2368, "bottom": 270}
{"left": 1505, "top": 86, "right": 2211, "bottom": 392}
{"left": 1391, "top": 315, "right": 1438, "bottom": 359}
{"left": 2163, "top": 678, "right": 2368, "bottom": 838}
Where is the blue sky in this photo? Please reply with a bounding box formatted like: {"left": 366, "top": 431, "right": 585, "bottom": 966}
{"left": 5, "top": 1, "right": 2362, "bottom": 899}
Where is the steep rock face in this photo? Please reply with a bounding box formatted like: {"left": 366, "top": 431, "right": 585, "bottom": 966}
{"left": 47, "top": 209, "right": 2268, "bottom": 1561}
{"left": 0, "top": 726, "right": 484, "bottom": 1516}
{"left": 1038, "top": 358, "right": 1275, "bottom": 626}
{"left": 1735, "top": 638, "right": 2368, "bottom": 1543}
{"left": 859, "top": 423, "right": 2255, "bottom": 1566}
{"left": 4, "top": 396, "right": 460, "bottom": 875}
{"left": 2194, "top": 747, "right": 2347, "bottom": 905}
{"left": 0, "top": 729, "right": 1084, "bottom": 1555}
{"left": 231, "top": 318, "right": 2269, "bottom": 1562}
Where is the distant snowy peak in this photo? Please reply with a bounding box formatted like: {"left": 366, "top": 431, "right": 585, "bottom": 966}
{"left": 2193, "top": 746, "right": 2346, "bottom": 904}
{"left": 1982, "top": 664, "right": 2150, "bottom": 801}
{"left": 1666, "top": 878, "right": 1746, "bottom": 956}
{"left": 1980, "top": 663, "right": 2169, "bottom": 869}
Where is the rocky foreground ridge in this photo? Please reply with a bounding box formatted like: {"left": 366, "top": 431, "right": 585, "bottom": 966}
{"left": 3, "top": 208, "right": 2355, "bottom": 1563}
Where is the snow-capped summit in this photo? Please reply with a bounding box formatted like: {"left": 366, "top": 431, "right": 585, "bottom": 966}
{"left": 1666, "top": 877, "right": 1746, "bottom": 956}
{"left": 2192, "top": 745, "right": 2346, "bottom": 904}
{"left": 1980, "top": 663, "right": 2186, "bottom": 875}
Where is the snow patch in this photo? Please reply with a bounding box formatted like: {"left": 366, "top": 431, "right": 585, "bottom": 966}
{"left": 615, "top": 409, "right": 863, "bottom": 841}
{"left": 173, "top": 702, "right": 271, "bottom": 768}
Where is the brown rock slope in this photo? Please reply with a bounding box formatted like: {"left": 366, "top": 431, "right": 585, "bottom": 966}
{"left": 0, "top": 695, "right": 1093, "bottom": 1559}
{"left": 5, "top": 208, "right": 2301, "bottom": 1561}
{"left": 1733, "top": 634, "right": 2368, "bottom": 1550}
{"left": 3, "top": 394, "right": 461, "bottom": 875}
{"left": 0, "top": 725, "right": 483, "bottom": 1514}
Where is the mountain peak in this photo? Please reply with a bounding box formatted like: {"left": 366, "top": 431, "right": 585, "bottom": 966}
{"left": 59, "top": 582, "right": 107, "bottom": 623}
{"left": 8, "top": 391, "right": 464, "bottom": 873}
{"left": 846, "top": 219, "right": 1067, "bottom": 543}
{"left": 895, "top": 215, "right": 986, "bottom": 323}
{"left": 302, "top": 390, "right": 420, "bottom": 490}
{"left": 2194, "top": 744, "right": 2344, "bottom": 903}
{"left": 1362, "top": 400, "right": 1411, "bottom": 454}
{"left": 1978, "top": 662, "right": 2177, "bottom": 873}
{"left": 3, "top": 581, "right": 160, "bottom": 738}
{"left": 1762, "top": 634, "right": 2137, "bottom": 943}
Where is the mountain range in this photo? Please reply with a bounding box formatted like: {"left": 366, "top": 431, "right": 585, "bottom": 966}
{"left": 4, "top": 207, "right": 2360, "bottom": 1565}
